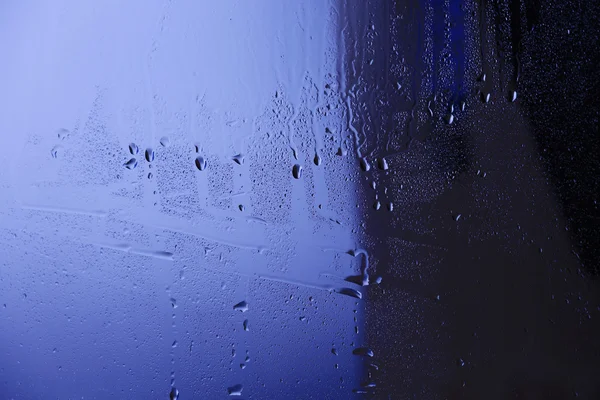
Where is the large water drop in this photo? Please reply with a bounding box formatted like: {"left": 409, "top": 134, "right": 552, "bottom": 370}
{"left": 292, "top": 164, "right": 303, "bottom": 179}
{"left": 124, "top": 158, "right": 138, "bottom": 170}
{"left": 145, "top": 148, "right": 155, "bottom": 162}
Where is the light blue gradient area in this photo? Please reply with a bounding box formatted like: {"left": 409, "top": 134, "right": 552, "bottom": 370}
{"left": 0, "top": 1, "right": 364, "bottom": 398}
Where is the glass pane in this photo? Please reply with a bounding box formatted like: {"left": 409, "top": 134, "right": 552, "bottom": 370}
{"left": 1, "top": 0, "right": 598, "bottom": 399}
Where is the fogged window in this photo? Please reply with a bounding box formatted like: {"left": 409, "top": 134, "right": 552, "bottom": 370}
{"left": 1, "top": 0, "right": 599, "bottom": 399}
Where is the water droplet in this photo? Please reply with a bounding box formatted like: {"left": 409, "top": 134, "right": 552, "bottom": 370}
{"left": 387, "top": 202, "right": 394, "bottom": 211}
{"left": 57, "top": 128, "right": 69, "bottom": 140}
{"left": 145, "top": 148, "right": 155, "bottom": 162}
{"left": 510, "top": 90, "right": 518, "bottom": 102}
{"left": 194, "top": 144, "right": 200, "bottom": 153}
{"left": 169, "top": 387, "right": 179, "bottom": 400}
{"left": 170, "top": 298, "right": 178, "bottom": 309}
{"left": 373, "top": 201, "right": 381, "bottom": 211}
{"left": 336, "top": 147, "right": 347, "bottom": 156}
{"left": 352, "top": 347, "right": 374, "bottom": 357}
{"left": 233, "top": 301, "right": 248, "bottom": 312}
{"left": 482, "top": 92, "right": 491, "bottom": 103}
{"left": 299, "top": 316, "right": 306, "bottom": 321}
{"left": 460, "top": 101, "right": 466, "bottom": 111}
{"left": 331, "top": 348, "right": 338, "bottom": 355}
{"left": 480, "top": 73, "right": 487, "bottom": 82}
{"left": 128, "top": 143, "right": 139, "bottom": 155}
{"left": 359, "top": 158, "right": 371, "bottom": 172}
{"left": 313, "top": 154, "right": 321, "bottom": 166}
{"left": 238, "top": 204, "right": 245, "bottom": 212}
{"left": 292, "top": 164, "right": 303, "bottom": 179}
{"left": 377, "top": 158, "right": 388, "bottom": 170}
{"left": 457, "top": 358, "right": 465, "bottom": 367}
{"left": 336, "top": 288, "right": 362, "bottom": 299}
{"left": 172, "top": 340, "right": 178, "bottom": 348}
{"left": 195, "top": 156, "right": 207, "bottom": 171}
{"left": 232, "top": 154, "right": 244, "bottom": 165}
{"left": 124, "top": 158, "right": 138, "bottom": 170}
{"left": 454, "top": 214, "right": 462, "bottom": 221}
{"left": 445, "top": 114, "right": 455, "bottom": 125}
{"left": 240, "top": 363, "right": 246, "bottom": 369}
{"left": 160, "top": 136, "right": 170, "bottom": 147}
{"left": 243, "top": 319, "right": 249, "bottom": 331}
{"left": 227, "top": 384, "right": 243, "bottom": 396}
{"left": 50, "top": 146, "right": 62, "bottom": 159}
{"left": 148, "top": 172, "right": 153, "bottom": 179}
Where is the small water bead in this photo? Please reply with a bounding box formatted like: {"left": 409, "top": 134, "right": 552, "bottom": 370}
{"left": 57, "top": 128, "right": 69, "bottom": 140}
{"left": 195, "top": 156, "right": 207, "bottom": 171}
{"left": 50, "top": 146, "right": 62, "bottom": 159}
{"left": 314, "top": 154, "right": 321, "bottom": 166}
{"left": 129, "top": 143, "right": 139, "bottom": 155}
{"left": 359, "top": 158, "right": 371, "bottom": 172}
{"left": 227, "top": 384, "right": 243, "bottom": 396}
{"left": 352, "top": 347, "right": 374, "bottom": 357}
{"left": 233, "top": 301, "right": 248, "bottom": 312}
{"left": 145, "top": 148, "right": 155, "bottom": 162}
{"left": 232, "top": 154, "right": 244, "bottom": 165}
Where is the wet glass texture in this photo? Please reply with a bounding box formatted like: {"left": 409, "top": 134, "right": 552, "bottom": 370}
{"left": 1, "top": 0, "right": 599, "bottom": 399}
